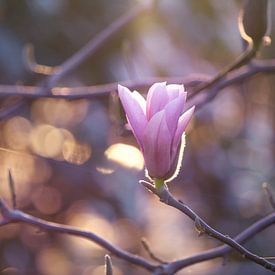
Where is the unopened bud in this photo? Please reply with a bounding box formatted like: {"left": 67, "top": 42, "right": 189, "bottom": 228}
{"left": 239, "top": 0, "right": 270, "bottom": 48}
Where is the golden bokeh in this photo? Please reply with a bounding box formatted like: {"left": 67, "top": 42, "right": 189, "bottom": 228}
{"left": 95, "top": 166, "right": 114, "bottom": 175}
{"left": 104, "top": 143, "right": 144, "bottom": 170}
{"left": 3, "top": 116, "right": 33, "bottom": 150}
{"left": 32, "top": 186, "right": 62, "bottom": 215}
{"left": 31, "top": 98, "right": 89, "bottom": 127}
{"left": 36, "top": 247, "right": 72, "bottom": 275}
{"left": 64, "top": 206, "right": 116, "bottom": 256}
{"left": 62, "top": 140, "right": 91, "bottom": 165}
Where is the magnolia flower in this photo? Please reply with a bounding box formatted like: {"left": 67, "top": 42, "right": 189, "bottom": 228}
{"left": 118, "top": 82, "right": 194, "bottom": 183}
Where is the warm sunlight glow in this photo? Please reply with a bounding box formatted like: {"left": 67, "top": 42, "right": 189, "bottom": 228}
{"left": 62, "top": 140, "right": 91, "bottom": 165}
{"left": 3, "top": 116, "right": 32, "bottom": 150}
{"left": 65, "top": 210, "right": 115, "bottom": 255}
{"left": 95, "top": 166, "right": 114, "bottom": 175}
{"left": 31, "top": 98, "right": 89, "bottom": 127}
{"left": 104, "top": 143, "right": 144, "bottom": 170}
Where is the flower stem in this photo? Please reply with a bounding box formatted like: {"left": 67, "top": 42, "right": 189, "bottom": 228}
{"left": 154, "top": 178, "right": 165, "bottom": 192}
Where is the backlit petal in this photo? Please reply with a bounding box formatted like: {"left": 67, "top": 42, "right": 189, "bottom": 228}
{"left": 172, "top": 106, "right": 195, "bottom": 159}
{"left": 164, "top": 94, "right": 185, "bottom": 138}
{"left": 146, "top": 82, "right": 168, "bottom": 120}
{"left": 166, "top": 84, "right": 186, "bottom": 102}
{"left": 142, "top": 110, "right": 172, "bottom": 178}
{"left": 118, "top": 85, "right": 147, "bottom": 146}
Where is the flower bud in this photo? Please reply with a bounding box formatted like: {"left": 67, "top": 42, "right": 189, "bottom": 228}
{"left": 118, "top": 82, "right": 194, "bottom": 182}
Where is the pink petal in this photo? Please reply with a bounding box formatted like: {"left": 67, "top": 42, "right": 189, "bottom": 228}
{"left": 132, "top": 90, "right": 146, "bottom": 113}
{"left": 146, "top": 82, "right": 169, "bottom": 120}
{"left": 164, "top": 94, "right": 185, "bottom": 138}
{"left": 142, "top": 110, "right": 172, "bottom": 178}
{"left": 172, "top": 106, "right": 195, "bottom": 158}
{"left": 166, "top": 84, "right": 186, "bottom": 101}
{"left": 118, "top": 85, "right": 147, "bottom": 146}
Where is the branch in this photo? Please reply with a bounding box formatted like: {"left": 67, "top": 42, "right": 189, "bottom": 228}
{"left": 42, "top": 2, "right": 154, "bottom": 92}
{"left": 140, "top": 181, "right": 275, "bottom": 273}
{"left": 168, "top": 212, "right": 275, "bottom": 274}
{"left": 186, "top": 60, "right": 275, "bottom": 111}
{"left": 1, "top": 180, "right": 275, "bottom": 274}
{"left": 105, "top": 255, "right": 113, "bottom": 275}
{"left": 0, "top": 58, "right": 274, "bottom": 106}
{"left": 0, "top": 75, "right": 209, "bottom": 99}
{"left": 141, "top": 238, "right": 167, "bottom": 264}
{"left": 0, "top": 198, "right": 156, "bottom": 272}
{"left": 0, "top": 3, "right": 154, "bottom": 119}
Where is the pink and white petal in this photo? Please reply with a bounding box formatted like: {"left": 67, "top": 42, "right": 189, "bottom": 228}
{"left": 118, "top": 85, "right": 147, "bottom": 145}
{"left": 146, "top": 82, "right": 169, "bottom": 120}
{"left": 142, "top": 110, "right": 172, "bottom": 178}
{"left": 132, "top": 90, "right": 146, "bottom": 113}
{"left": 166, "top": 84, "right": 186, "bottom": 102}
{"left": 172, "top": 106, "right": 195, "bottom": 157}
{"left": 164, "top": 94, "right": 185, "bottom": 137}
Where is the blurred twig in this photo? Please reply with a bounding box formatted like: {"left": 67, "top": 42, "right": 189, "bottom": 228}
{"left": 8, "top": 170, "right": 16, "bottom": 209}
{"left": 140, "top": 180, "right": 275, "bottom": 273}
{"left": 0, "top": 58, "right": 273, "bottom": 104}
{"left": 190, "top": 0, "right": 270, "bottom": 97}
{"left": 0, "top": 2, "right": 154, "bottom": 121}
{"left": 0, "top": 74, "right": 209, "bottom": 98}
{"left": 0, "top": 197, "right": 156, "bottom": 272}
{"left": 0, "top": 177, "right": 275, "bottom": 274}
{"left": 0, "top": 98, "right": 26, "bottom": 120}
{"left": 141, "top": 238, "right": 167, "bottom": 264}
{"left": 23, "top": 44, "right": 58, "bottom": 75}
{"left": 42, "top": 2, "right": 154, "bottom": 93}
{"left": 105, "top": 255, "right": 113, "bottom": 275}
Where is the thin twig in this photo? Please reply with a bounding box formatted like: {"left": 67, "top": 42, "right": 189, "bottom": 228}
{"left": 1, "top": 183, "right": 275, "bottom": 274}
{"left": 0, "top": 198, "right": 156, "bottom": 272}
{"left": 105, "top": 255, "right": 113, "bottom": 275}
{"left": 190, "top": 41, "right": 256, "bottom": 97}
{"left": 139, "top": 180, "right": 275, "bottom": 273}
{"left": 0, "top": 58, "right": 273, "bottom": 104}
{"left": 141, "top": 238, "right": 167, "bottom": 264}
{"left": 0, "top": 75, "right": 209, "bottom": 99}
{"left": 8, "top": 170, "right": 16, "bottom": 209}
{"left": 167, "top": 211, "right": 275, "bottom": 273}
{"left": 42, "top": 3, "right": 153, "bottom": 93}
{"left": 23, "top": 44, "right": 57, "bottom": 75}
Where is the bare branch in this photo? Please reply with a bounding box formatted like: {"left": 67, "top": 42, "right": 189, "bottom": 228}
{"left": 140, "top": 180, "right": 275, "bottom": 273}
{"left": 168, "top": 211, "right": 275, "bottom": 273}
{"left": 0, "top": 75, "right": 209, "bottom": 99}
{"left": 141, "top": 238, "right": 167, "bottom": 264}
{"left": 23, "top": 44, "right": 57, "bottom": 75}
{"left": 8, "top": 170, "right": 17, "bottom": 209}
{"left": 105, "top": 255, "right": 113, "bottom": 275}
{"left": 0, "top": 58, "right": 274, "bottom": 111}
{"left": 0, "top": 200, "right": 156, "bottom": 272}
{"left": 42, "top": 3, "right": 154, "bottom": 92}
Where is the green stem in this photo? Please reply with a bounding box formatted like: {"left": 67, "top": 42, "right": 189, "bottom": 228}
{"left": 154, "top": 178, "right": 165, "bottom": 192}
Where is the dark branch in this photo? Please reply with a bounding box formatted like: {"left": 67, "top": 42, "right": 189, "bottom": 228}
{"left": 140, "top": 180, "right": 275, "bottom": 273}
{"left": 0, "top": 198, "right": 156, "bottom": 272}
{"left": 141, "top": 238, "right": 167, "bottom": 264}
{"left": 42, "top": 3, "right": 154, "bottom": 92}
{"left": 105, "top": 255, "right": 113, "bottom": 275}
{"left": 168, "top": 212, "right": 275, "bottom": 273}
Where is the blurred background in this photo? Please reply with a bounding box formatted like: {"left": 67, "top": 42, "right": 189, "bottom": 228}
{"left": 0, "top": 0, "right": 275, "bottom": 274}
